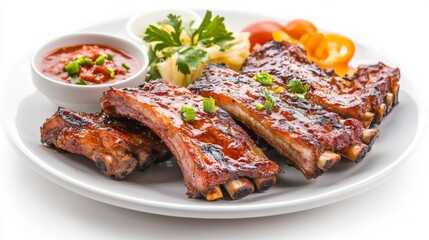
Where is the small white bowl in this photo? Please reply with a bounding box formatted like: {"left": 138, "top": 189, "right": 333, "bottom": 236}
{"left": 126, "top": 8, "right": 202, "bottom": 47}
{"left": 31, "top": 32, "right": 149, "bottom": 112}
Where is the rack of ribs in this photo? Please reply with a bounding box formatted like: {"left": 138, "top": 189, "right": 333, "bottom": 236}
{"left": 189, "top": 64, "right": 379, "bottom": 179}
{"left": 40, "top": 108, "right": 171, "bottom": 179}
{"left": 240, "top": 41, "right": 400, "bottom": 127}
{"left": 100, "top": 80, "right": 281, "bottom": 200}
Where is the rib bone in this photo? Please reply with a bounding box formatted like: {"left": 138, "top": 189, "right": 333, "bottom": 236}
{"left": 223, "top": 178, "right": 255, "bottom": 200}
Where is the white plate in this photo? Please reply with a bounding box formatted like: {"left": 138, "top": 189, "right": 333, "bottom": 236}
{"left": 2, "top": 10, "right": 426, "bottom": 219}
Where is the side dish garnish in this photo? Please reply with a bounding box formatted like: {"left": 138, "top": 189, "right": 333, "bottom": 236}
{"left": 287, "top": 79, "right": 308, "bottom": 99}
{"left": 202, "top": 97, "right": 216, "bottom": 114}
{"left": 253, "top": 72, "right": 274, "bottom": 86}
{"left": 143, "top": 10, "right": 250, "bottom": 86}
{"left": 242, "top": 19, "right": 356, "bottom": 76}
{"left": 42, "top": 45, "right": 140, "bottom": 85}
{"left": 180, "top": 105, "right": 196, "bottom": 122}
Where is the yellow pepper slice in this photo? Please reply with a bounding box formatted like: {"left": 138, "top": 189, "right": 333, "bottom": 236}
{"left": 273, "top": 30, "right": 295, "bottom": 43}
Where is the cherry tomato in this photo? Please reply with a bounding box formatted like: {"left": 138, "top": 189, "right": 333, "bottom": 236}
{"left": 284, "top": 19, "right": 318, "bottom": 40}
{"left": 242, "top": 21, "right": 285, "bottom": 50}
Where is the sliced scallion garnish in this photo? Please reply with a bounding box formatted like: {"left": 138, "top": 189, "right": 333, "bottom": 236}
{"left": 76, "top": 57, "right": 93, "bottom": 66}
{"left": 254, "top": 72, "right": 274, "bottom": 86}
{"left": 122, "top": 63, "right": 130, "bottom": 71}
{"left": 106, "top": 68, "right": 115, "bottom": 78}
{"left": 255, "top": 103, "right": 264, "bottom": 111}
{"left": 202, "top": 97, "right": 216, "bottom": 114}
{"left": 106, "top": 53, "right": 113, "bottom": 61}
{"left": 64, "top": 61, "right": 80, "bottom": 75}
{"left": 180, "top": 105, "right": 195, "bottom": 122}
{"left": 75, "top": 79, "right": 88, "bottom": 85}
{"left": 70, "top": 76, "right": 88, "bottom": 85}
{"left": 262, "top": 89, "right": 275, "bottom": 112}
{"left": 95, "top": 56, "right": 105, "bottom": 66}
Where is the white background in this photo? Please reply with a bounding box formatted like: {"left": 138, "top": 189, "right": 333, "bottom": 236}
{"left": 1, "top": 0, "right": 428, "bottom": 239}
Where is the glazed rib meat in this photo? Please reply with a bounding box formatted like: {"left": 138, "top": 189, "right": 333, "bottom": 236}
{"left": 40, "top": 108, "right": 170, "bottom": 179}
{"left": 100, "top": 80, "right": 281, "bottom": 200}
{"left": 350, "top": 62, "right": 400, "bottom": 120}
{"left": 241, "top": 41, "right": 400, "bottom": 126}
{"left": 189, "top": 64, "right": 376, "bottom": 179}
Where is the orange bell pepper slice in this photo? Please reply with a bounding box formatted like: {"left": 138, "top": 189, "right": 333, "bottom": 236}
{"left": 299, "top": 32, "right": 355, "bottom": 70}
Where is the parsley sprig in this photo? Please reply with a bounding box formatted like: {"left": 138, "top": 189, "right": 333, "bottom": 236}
{"left": 287, "top": 79, "right": 308, "bottom": 99}
{"left": 144, "top": 11, "right": 234, "bottom": 80}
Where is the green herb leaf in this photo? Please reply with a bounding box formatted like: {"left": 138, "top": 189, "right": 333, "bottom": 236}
{"left": 64, "top": 61, "right": 80, "bottom": 75}
{"left": 144, "top": 23, "right": 182, "bottom": 52}
{"left": 202, "top": 97, "right": 216, "bottom": 114}
{"left": 287, "top": 79, "right": 308, "bottom": 98}
{"left": 146, "top": 46, "right": 162, "bottom": 81}
{"left": 254, "top": 72, "right": 274, "bottom": 86}
{"left": 163, "top": 14, "right": 183, "bottom": 46}
{"left": 176, "top": 47, "right": 208, "bottom": 75}
{"left": 143, "top": 11, "right": 234, "bottom": 77}
{"left": 191, "top": 11, "right": 234, "bottom": 50}
{"left": 180, "top": 105, "right": 195, "bottom": 122}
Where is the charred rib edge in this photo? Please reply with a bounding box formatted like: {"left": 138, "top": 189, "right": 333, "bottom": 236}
{"left": 385, "top": 93, "right": 394, "bottom": 113}
{"left": 362, "top": 128, "right": 380, "bottom": 147}
{"left": 338, "top": 143, "right": 368, "bottom": 162}
{"left": 317, "top": 151, "right": 341, "bottom": 171}
{"left": 253, "top": 176, "right": 277, "bottom": 192}
{"left": 362, "top": 112, "right": 374, "bottom": 128}
{"left": 222, "top": 178, "right": 255, "bottom": 200}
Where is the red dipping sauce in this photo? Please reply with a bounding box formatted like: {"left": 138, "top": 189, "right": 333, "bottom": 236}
{"left": 42, "top": 45, "right": 140, "bottom": 85}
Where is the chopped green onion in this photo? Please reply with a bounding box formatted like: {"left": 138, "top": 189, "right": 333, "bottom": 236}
{"left": 122, "top": 63, "right": 130, "bottom": 71}
{"left": 106, "top": 53, "right": 113, "bottom": 61}
{"left": 64, "top": 61, "right": 80, "bottom": 75}
{"left": 180, "top": 105, "right": 195, "bottom": 122}
{"left": 274, "top": 87, "right": 284, "bottom": 94}
{"left": 106, "top": 68, "right": 115, "bottom": 78}
{"left": 262, "top": 89, "right": 276, "bottom": 112}
{"left": 253, "top": 72, "right": 274, "bottom": 86}
{"left": 255, "top": 103, "right": 264, "bottom": 111}
{"left": 293, "top": 93, "right": 306, "bottom": 99}
{"left": 75, "top": 79, "right": 88, "bottom": 85}
{"left": 70, "top": 76, "right": 88, "bottom": 85}
{"left": 76, "top": 57, "right": 93, "bottom": 66}
{"left": 202, "top": 97, "right": 216, "bottom": 114}
{"left": 95, "top": 56, "right": 105, "bottom": 66}
{"left": 264, "top": 98, "right": 275, "bottom": 111}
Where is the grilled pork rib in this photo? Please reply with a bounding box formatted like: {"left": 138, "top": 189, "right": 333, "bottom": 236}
{"left": 40, "top": 108, "right": 170, "bottom": 179}
{"left": 241, "top": 41, "right": 400, "bottom": 126}
{"left": 97, "top": 112, "right": 171, "bottom": 170}
{"left": 189, "top": 64, "right": 370, "bottom": 179}
{"left": 100, "top": 80, "right": 281, "bottom": 199}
